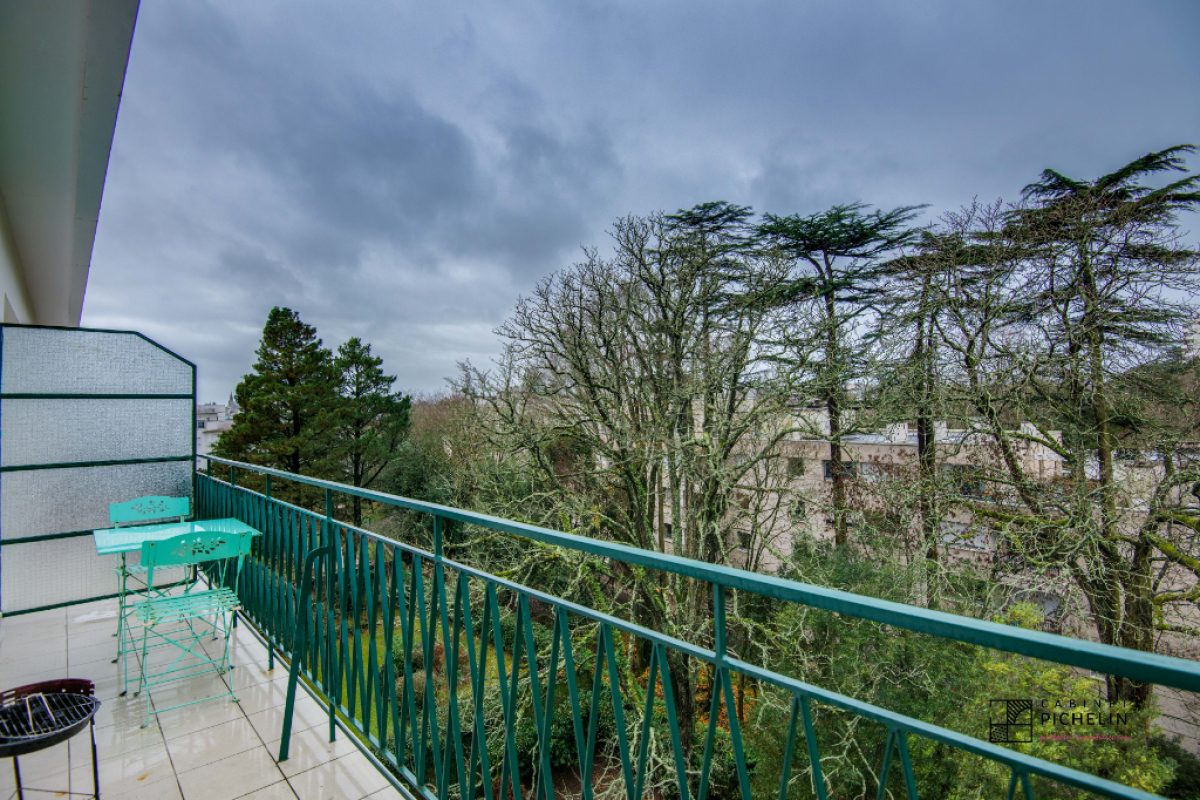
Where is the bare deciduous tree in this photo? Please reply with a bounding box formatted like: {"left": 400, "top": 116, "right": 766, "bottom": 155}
{"left": 461, "top": 203, "right": 799, "bottom": 754}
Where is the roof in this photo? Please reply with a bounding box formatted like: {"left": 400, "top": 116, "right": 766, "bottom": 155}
{"left": 0, "top": 1, "right": 140, "bottom": 325}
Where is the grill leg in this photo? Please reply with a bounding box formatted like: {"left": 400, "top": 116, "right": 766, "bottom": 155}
{"left": 13, "top": 755, "right": 23, "bottom": 800}
{"left": 90, "top": 718, "right": 100, "bottom": 800}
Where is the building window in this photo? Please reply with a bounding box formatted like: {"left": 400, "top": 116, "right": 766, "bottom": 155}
{"left": 789, "top": 498, "right": 806, "bottom": 522}
{"left": 859, "top": 462, "right": 885, "bottom": 481}
{"left": 940, "top": 521, "right": 991, "bottom": 551}
{"left": 197, "top": 420, "right": 206, "bottom": 429}
{"left": 945, "top": 464, "right": 985, "bottom": 498}
{"left": 787, "top": 457, "right": 806, "bottom": 478}
{"left": 737, "top": 530, "right": 752, "bottom": 551}
{"left": 663, "top": 523, "right": 673, "bottom": 541}
{"left": 823, "top": 460, "right": 858, "bottom": 480}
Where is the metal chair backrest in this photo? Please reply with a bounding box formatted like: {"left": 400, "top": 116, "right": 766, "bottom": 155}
{"left": 140, "top": 531, "right": 252, "bottom": 589}
{"left": 109, "top": 495, "right": 190, "bottom": 527}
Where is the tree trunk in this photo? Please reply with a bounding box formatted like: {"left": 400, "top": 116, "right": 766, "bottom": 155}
{"left": 914, "top": 274, "right": 940, "bottom": 604}
{"left": 824, "top": 288, "right": 849, "bottom": 547}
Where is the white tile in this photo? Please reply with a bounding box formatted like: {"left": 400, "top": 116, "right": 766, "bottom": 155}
{"left": 68, "top": 638, "right": 122, "bottom": 667}
{"left": 166, "top": 716, "right": 263, "bottom": 773}
{"left": 225, "top": 630, "right": 272, "bottom": 662}
{"left": 141, "top": 640, "right": 224, "bottom": 672}
{"left": 0, "top": 766, "right": 73, "bottom": 797}
{"left": 235, "top": 780, "right": 300, "bottom": 800}
{"left": 61, "top": 768, "right": 182, "bottom": 800}
{"left": 0, "top": 664, "right": 73, "bottom": 691}
{"left": 156, "top": 693, "right": 245, "bottom": 739}
{"left": 67, "top": 620, "right": 121, "bottom": 644}
{"left": 66, "top": 627, "right": 123, "bottom": 654}
{"left": 286, "top": 751, "right": 391, "bottom": 800}
{"left": 90, "top": 716, "right": 164, "bottom": 759}
{"left": 229, "top": 660, "right": 289, "bottom": 691}
{"left": 68, "top": 600, "right": 120, "bottom": 625}
{"left": 149, "top": 672, "right": 233, "bottom": 707}
{"left": 0, "top": 609, "right": 66, "bottom": 630}
{"left": 4, "top": 740, "right": 70, "bottom": 783}
{"left": 235, "top": 678, "right": 293, "bottom": 716}
{"left": 91, "top": 691, "right": 148, "bottom": 730}
{"left": 90, "top": 666, "right": 133, "bottom": 700}
{"left": 267, "top": 724, "right": 358, "bottom": 777}
{"left": 177, "top": 745, "right": 286, "bottom": 800}
{"left": 362, "top": 788, "right": 404, "bottom": 800}
{"left": 72, "top": 740, "right": 175, "bottom": 797}
{"left": 0, "top": 636, "right": 68, "bottom": 662}
{"left": 109, "top": 774, "right": 184, "bottom": 800}
{"left": 247, "top": 694, "right": 329, "bottom": 743}
{"left": 0, "top": 642, "right": 66, "bottom": 671}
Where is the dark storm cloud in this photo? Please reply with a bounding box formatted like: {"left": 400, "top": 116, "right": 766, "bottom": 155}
{"left": 85, "top": 0, "right": 1200, "bottom": 401}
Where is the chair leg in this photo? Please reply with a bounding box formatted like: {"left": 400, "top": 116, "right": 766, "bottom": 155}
{"left": 138, "top": 624, "right": 152, "bottom": 728}
{"left": 120, "top": 621, "right": 129, "bottom": 697}
{"left": 113, "top": 560, "right": 125, "bottom": 660}
{"left": 116, "top": 557, "right": 139, "bottom": 696}
{"left": 13, "top": 755, "right": 23, "bottom": 800}
{"left": 222, "top": 611, "right": 239, "bottom": 704}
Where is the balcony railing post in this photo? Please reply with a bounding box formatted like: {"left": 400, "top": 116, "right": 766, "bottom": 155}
{"left": 324, "top": 487, "right": 337, "bottom": 743}
{"left": 279, "top": 544, "right": 332, "bottom": 763}
{"left": 710, "top": 582, "right": 751, "bottom": 800}
{"left": 264, "top": 471, "right": 274, "bottom": 671}
{"left": 713, "top": 583, "right": 726, "bottom": 660}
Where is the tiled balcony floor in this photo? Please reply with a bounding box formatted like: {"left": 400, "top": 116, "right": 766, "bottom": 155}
{"left": 0, "top": 599, "right": 401, "bottom": 800}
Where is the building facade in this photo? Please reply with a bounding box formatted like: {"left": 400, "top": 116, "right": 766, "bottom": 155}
{"left": 196, "top": 396, "right": 238, "bottom": 461}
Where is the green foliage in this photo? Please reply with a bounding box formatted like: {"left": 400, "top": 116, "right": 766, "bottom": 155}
{"left": 328, "top": 336, "right": 411, "bottom": 525}
{"left": 216, "top": 308, "right": 410, "bottom": 513}
{"left": 1153, "top": 735, "right": 1200, "bottom": 799}
{"left": 391, "top": 634, "right": 424, "bottom": 676}
{"left": 912, "top": 604, "right": 1175, "bottom": 798}
{"left": 215, "top": 307, "right": 337, "bottom": 502}
{"left": 765, "top": 540, "right": 988, "bottom": 797}
{"left": 764, "top": 545, "right": 1175, "bottom": 798}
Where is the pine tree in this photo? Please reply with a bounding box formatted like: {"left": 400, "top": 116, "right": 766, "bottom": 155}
{"left": 995, "top": 145, "right": 1200, "bottom": 704}
{"left": 215, "top": 307, "right": 337, "bottom": 500}
{"left": 758, "top": 203, "right": 923, "bottom": 546}
{"left": 329, "top": 337, "right": 411, "bottom": 527}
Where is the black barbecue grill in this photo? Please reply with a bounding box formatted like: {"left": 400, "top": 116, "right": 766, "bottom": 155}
{"left": 0, "top": 679, "right": 101, "bottom": 799}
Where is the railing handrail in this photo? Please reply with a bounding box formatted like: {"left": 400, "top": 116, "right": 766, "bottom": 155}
{"left": 198, "top": 454, "right": 1200, "bottom": 694}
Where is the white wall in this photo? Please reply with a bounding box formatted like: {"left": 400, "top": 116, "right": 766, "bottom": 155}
{"left": 0, "top": 196, "right": 32, "bottom": 323}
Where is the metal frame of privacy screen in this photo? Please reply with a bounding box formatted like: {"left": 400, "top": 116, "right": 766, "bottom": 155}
{"left": 0, "top": 324, "right": 197, "bottom": 615}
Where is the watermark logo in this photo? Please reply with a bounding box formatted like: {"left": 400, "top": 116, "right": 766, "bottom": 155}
{"left": 989, "top": 698, "right": 1033, "bottom": 743}
{"left": 988, "top": 697, "right": 1131, "bottom": 743}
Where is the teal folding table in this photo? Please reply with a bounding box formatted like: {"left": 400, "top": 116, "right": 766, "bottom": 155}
{"left": 94, "top": 518, "right": 261, "bottom": 557}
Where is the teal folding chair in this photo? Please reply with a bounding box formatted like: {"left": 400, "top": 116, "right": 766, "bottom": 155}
{"left": 133, "top": 530, "right": 253, "bottom": 727}
{"left": 108, "top": 495, "right": 191, "bottom": 695}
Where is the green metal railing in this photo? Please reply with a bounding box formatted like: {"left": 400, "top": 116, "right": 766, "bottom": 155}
{"left": 196, "top": 455, "right": 1200, "bottom": 800}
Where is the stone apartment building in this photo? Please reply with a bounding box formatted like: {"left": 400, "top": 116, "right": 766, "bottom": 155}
{"left": 730, "top": 418, "right": 1067, "bottom": 571}
{"left": 657, "top": 411, "right": 1068, "bottom": 576}
{"left": 195, "top": 396, "right": 238, "bottom": 462}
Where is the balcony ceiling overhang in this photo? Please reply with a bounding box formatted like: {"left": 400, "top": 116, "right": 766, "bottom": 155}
{"left": 0, "top": 0, "right": 139, "bottom": 326}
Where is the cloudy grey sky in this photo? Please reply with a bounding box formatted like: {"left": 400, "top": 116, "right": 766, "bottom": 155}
{"left": 84, "top": 1, "right": 1200, "bottom": 403}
